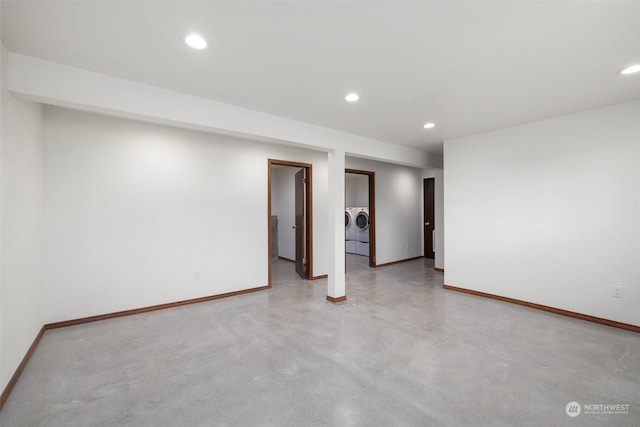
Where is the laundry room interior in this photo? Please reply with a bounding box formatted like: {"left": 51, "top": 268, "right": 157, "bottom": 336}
{"left": 345, "top": 172, "right": 370, "bottom": 260}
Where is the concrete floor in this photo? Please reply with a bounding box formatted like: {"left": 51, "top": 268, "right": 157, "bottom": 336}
{"left": 1, "top": 255, "right": 638, "bottom": 426}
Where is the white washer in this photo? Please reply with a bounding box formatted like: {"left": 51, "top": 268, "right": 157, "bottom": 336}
{"left": 354, "top": 207, "right": 370, "bottom": 256}
{"left": 355, "top": 240, "right": 370, "bottom": 257}
{"left": 354, "top": 207, "right": 369, "bottom": 243}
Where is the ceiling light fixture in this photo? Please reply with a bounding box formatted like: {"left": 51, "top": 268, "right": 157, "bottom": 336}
{"left": 620, "top": 64, "right": 640, "bottom": 75}
{"left": 345, "top": 93, "right": 359, "bottom": 102}
{"left": 423, "top": 122, "right": 436, "bottom": 129}
{"left": 185, "top": 34, "right": 207, "bottom": 50}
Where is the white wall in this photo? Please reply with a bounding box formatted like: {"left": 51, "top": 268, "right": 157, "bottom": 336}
{"left": 0, "top": 43, "right": 45, "bottom": 393}
{"left": 444, "top": 100, "right": 640, "bottom": 326}
{"left": 346, "top": 157, "right": 423, "bottom": 264}
{"left": 43, "top": 107, "right": 328, "bottom": 323}
{"left": 345, "top": 174, "right": 368, "bottom": 208}
{"left": 271, "top": 166, "right": 298, "bottom": 261}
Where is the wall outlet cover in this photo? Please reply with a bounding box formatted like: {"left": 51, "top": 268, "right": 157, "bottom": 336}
{"left": 612, "top": 286, "right": 623, "bottom": 298}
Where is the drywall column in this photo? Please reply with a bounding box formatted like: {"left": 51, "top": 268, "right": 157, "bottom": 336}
{"left": 327, "top": 148, "right": 346, "bottom": 301}
{"left": 1, "top": 43, "right": 44, "bottom": 402}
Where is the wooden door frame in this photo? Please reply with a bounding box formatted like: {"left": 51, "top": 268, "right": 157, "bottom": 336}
{"left": 268, "top": 159, "right": 313, "bottom": 287}
{"left": 423, "top": 178, "right": 435, "bottom": 259}
{"left": 345, "top": 168, "right": 376, "bottom": 268}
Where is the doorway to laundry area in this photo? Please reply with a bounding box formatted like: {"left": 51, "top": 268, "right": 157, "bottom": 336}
{"left": 345, "top": 169, "right": 376, "bottom": 269}
{"left": 268, "top": 159, "right": 313, "bottom": 286}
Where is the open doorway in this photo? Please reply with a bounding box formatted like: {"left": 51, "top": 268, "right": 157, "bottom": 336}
{"left": 268, "top": 160, "right": 313, "bottom": 287}
{"left": 423, "top": 178, "right": 435, "bottom": 259}
{"left": 345, "top": 169, "right": 376, "bottom": 269}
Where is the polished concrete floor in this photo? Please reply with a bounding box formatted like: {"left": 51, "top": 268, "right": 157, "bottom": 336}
{"left": 1, "top": 255, "right": 639, "bottom": 426}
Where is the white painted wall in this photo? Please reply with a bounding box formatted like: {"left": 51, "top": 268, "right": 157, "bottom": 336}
{"left": 0, "top": 43, "right": 45, "bottom": 393}
{"left": 345, "top": 174, "right": 368, "bottom": 208}
{"left": 271, "top": 166, "right": 298, "bottom": 261}
{"left": 43, "top": 107, "right": 328, "bottom": 323}
{"left": 444, "top": 100, "right": 640, "bottom": 326}
{"left": 346, "top": 157, "right": 423, "bottom": 264}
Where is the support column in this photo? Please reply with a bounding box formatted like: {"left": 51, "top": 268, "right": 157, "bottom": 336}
{"left": 327, "top": 148, "right": 346, "bottom": 302}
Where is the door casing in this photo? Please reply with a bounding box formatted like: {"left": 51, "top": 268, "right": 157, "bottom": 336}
{"left": 268, "top": 159, "right": 313, "bottom": 286}
{"left": 345, "top": 168, "right": 376, "bottom": 268}
{"left": 294, "top": 168, "right": 307, "bottom": 279}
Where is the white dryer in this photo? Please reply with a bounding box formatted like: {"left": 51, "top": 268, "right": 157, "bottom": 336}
{"left": 345, "top": 209, "right": 352, "bottom": 232}
{"left": 346, "top": 208, "right": 357, "bottom": 241}
{"left": 345, "top": 207, "right": 357, "bottom": 254}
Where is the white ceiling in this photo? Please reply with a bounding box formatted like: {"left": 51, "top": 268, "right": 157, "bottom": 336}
{"left": 2, "top": 1, "right": 639, "bottom": 155}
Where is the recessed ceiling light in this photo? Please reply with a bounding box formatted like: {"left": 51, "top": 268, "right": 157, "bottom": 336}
{"left": 185, "top": 34, "right": 207, "bottom": 50}
{"left": 620, "top": 64, "right": 640, "bottom": 75}
{"left": 345, "top": 93, "right": 359, "bottom": 102}
{"left": 423, "top": 122, "right": 436, "bottom": 129}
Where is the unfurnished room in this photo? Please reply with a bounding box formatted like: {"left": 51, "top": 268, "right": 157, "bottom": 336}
{"left": 0, "top": 1, "right": 639, "bottom": 426}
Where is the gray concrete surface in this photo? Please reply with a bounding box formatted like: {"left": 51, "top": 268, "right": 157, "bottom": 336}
{"left": 1, "top": 255, "right": 638, "bottom": 426}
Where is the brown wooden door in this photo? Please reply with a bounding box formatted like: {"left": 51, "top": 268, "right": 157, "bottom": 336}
{"left": 295, "top": 168, "right": 307, "bottom": 278}
{"left": 423, "top": 178, "right": 435, "bottom": 259}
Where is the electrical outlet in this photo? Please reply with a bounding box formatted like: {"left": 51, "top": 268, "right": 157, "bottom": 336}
{"left": 194, "top": 271, "right": 200, "bottom": 281}
{"left": 406, "top": 243, "right": 410, "bottom": 249}
{"left": 612, "top": 286, "right": 623, "bottom": 298}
